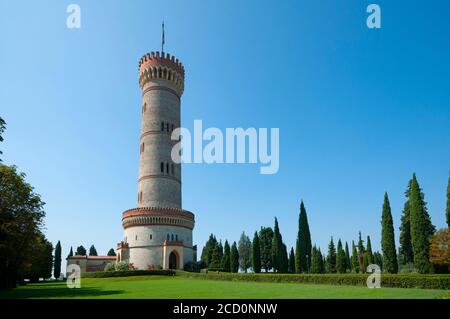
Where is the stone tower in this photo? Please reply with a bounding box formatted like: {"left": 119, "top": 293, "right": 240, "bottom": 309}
{"left": 116, "top": 51, "right": 195, "bottom": 270}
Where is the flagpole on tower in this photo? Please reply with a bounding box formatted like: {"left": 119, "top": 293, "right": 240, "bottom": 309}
{"left": 162, "top": 20, "right": 165, "bottom": 55}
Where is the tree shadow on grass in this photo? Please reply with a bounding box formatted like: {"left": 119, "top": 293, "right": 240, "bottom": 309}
{"left": 0, "top": 285, "right": 125, "bottom": 299}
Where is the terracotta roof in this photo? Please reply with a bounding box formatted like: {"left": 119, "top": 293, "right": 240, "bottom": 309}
{"left": 67, "top": 255, "right": 116, "bottom": 260}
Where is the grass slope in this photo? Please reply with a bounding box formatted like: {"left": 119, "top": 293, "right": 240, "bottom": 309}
{"left": 1, "top": 276, "right": 449, "bottom": 299}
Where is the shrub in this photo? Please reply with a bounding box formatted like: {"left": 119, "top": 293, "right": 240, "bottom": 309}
{"left": 82, "top": 269, "right": 175, "bottom": 278}
{"left": 104, "top": 262, "right": 115, "bottom": 272}
{"left": 176, "top": 272, "right": 450, "bottom": 290}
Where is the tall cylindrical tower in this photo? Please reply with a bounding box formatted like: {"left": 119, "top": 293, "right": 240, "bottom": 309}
{"left": 117, "top": 52, "right": 195, "bottom": 270}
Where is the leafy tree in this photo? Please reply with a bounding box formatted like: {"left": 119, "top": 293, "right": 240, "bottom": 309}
{"left": 222, "top": 240, "right": 231, "bottom": 272}
{"left": 296, "top": 201, "right": 312, "bottom": 273}
{"left": 22, "top": 234, "right": 53, "bottom": 282}
{"left": 429, "top": 228, "right": 450, "bottom": 273}
{"left": 0, "top": 164, "right": 46, "bottom": 290}
{"left": 259, "top": 227, "right": 273, "bottom": 272}
{"left": 326, "top": 237, "right": 336, "bottom": 273}
{"left": 288, "top": 247, "right": 295, "bottom": 273}
{"left": 251, "top": 232, "right": 261, "bottom": 273}
{"left": 67, "top": 246, "right": 73, "bottom": 258}
{"left": 366, "top": 236, "right": 373, "bottom": 265}
{"left": 351, "top": 241, "right": 359, "bottom": 273}
{"left": 53, "top": 241, "right": 62, "bottom": 280}
{"left": 381, "top": 192, "right": 398, "bottom": 273}
{"left": 409, "top": 174, "right": 434, "bottom": 273}
{"left": 209, "top": 243, "right": 222, "bottom": 270}
{"left": 76, "top": 245, "right": 87, "bottom": 256}
{"left": 399, "top": 181, "right": 414, "bottom": 265}
{"left": 344, "top": 242, "right": 351, "bottom": 272}
{"left": 447, "top": 174, "right": 450, "bottom": 228}
{"left": 238, "top": 232, "right": 252, "bottom": 273}
{"left": 201, "top": 234, "right": 217, "bottom": 266}
{"left": 336, "top": 239, "right": 346, "bottom": 273}
{"left": 230, "top": 241, "right": 239, "bottom": 273}
{"left": 310, "top": 246, "right": 320, "bottom": 273}
{"left": 107, "top": 248, "right": 116, "bottom": 256}
{"left": 89, "top": 245, "right": 98, "bottom": 256}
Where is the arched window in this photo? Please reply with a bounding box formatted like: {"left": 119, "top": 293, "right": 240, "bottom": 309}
{"left": 167, "top": 234, "right": 170, "bottom": 240}
{"left": 166, "top": 162, "right": 169, "bottom": 174}
{"left": 171, "top": 164, "right": 174, "bottom": 175}
{"left": 161, "top": 162, "right": 164, "bottom": 173}
{"left": 142, "top": 103, "right": 147, "bottom": 113}
{"left": 175, "top": 234, "right": 178, "bottom": 241}
{"left": 171, "top": 124, "right": 174, "bottom": 132}
{"left": 161, "top": 122, "right": 164, "bottom": 131}
{"left": 166, "top": 123, "right": 170, "bottom": 132}
{"left": 135, "top": 235, "right": 137, "bottom": 241}
{"left": 158, "top": 68, "right": 162, "bottom": 77}
{"left": 171, "top": 234, "right": 174, "bottom": 241}
{"left": 150, "top": 234, "right": 152, "bottom": 240}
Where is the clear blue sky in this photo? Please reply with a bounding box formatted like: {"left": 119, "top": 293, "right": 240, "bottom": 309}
{"left": 1, "top": 0, "right": 449, "bottom": 259}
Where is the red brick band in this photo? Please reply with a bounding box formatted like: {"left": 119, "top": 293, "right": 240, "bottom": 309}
{"left": 142, "top": 86, "right": 180, "bottom": 100}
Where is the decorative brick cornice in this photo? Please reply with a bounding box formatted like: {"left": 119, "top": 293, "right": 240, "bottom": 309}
{"left": 122, "top": 207, "right": 195, "bottom": 230}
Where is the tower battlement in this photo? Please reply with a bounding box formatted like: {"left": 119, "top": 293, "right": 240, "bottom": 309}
{"left": 138, "top": 52, "right": 185, "bottom": 94}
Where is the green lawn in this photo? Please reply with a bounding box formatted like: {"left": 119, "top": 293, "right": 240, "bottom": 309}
{"left": 1, "top": 276, "right": 449, "bottom": 299}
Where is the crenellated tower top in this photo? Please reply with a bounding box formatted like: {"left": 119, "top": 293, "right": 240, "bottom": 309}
{"left": 138, "top": 51, "right": 185, "bottom": 96}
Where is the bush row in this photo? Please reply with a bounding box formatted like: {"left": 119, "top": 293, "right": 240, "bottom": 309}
{"left": 177, "top": 271, "right": 450, "bottom": 290}
{"left": 81, "top": 269, "right": 175, "bottom": 278}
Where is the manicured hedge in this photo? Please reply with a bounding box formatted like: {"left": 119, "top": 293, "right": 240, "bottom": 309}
{"left": 81, "top": 269, "right": 175, "bottom": 278}
{"left": 177, "top": 271, "right": 450, "bottom": 290}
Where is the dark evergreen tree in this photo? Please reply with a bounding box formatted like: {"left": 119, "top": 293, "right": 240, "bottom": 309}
{"left": 366, "top": 236, "right": 373, "bottom": 265}
{"left": 381, "top": 192, "right": 398, "bottom": 273}
{"left": 53, "top": 241, "right": 62, "bottom": 280}
{"left": 230, "top": 241, "right": 239, "bottom": 272}
{"left": 252, "top": 232, "right": 261, "bottom": 273}
{"left": 222, "top": 240, "right": 231, "bottom": 272}
{"left": 201, "top": 234, "right": 217, "bottom": 266}
{"left": 76, "top": 245, "right": 86, "bottom": 256}
{"left": 344, "top": 241, "right": 351, "bottom": 272}
{"left": 209, "top": 243, "right": 222, "bottom": 270}
{"left": 67, "top": 246, "right": 73, "bottom": 258}
{"left": 296, "top": 201, "right": 312, "bottom": 273}
{"left": 336, "top": 239, "right": 346, "bottom": 273}
{"left": 326, "top": 237, "right": 336, "bottom": 273}
{"left": 107, "top": 248, "right": 116, "bottom": 256}
{"left": 217, "top": 241, "right": 224, "bottom": 263}
{"left": 399, "top": 179, "right": 414, "bottom": 265}
{"left": 318, "top": 247, "right": 325, "bottom": 273}
{"left": 279, "top": 243, "right": 289, "bottom": 273}
{"left": 288, "top": 247, "right": 295, "bottom": 273}
{"left": 310, "top": 246, "right": 319, "bottom": 273}
{"left": 272, "top": 218, "right": 283, "bottom": 272}
{"left": 351, "top": 241, "right": 359, "bottom": 273}
{"left": 259, "top": 227, "right": 273, "bottom": 272}
{"left": 89, "top": 245, "right": 98, "bottom": 256}
{"left": 409, "top": 174, "right": 433, "bottom": 273}
{"left": 373, "top": 251, "right": 383, "bottom": 270}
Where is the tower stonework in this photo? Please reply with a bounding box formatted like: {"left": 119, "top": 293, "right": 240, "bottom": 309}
{"left": 117, "top": 52, "right": 195, "bottom": 270}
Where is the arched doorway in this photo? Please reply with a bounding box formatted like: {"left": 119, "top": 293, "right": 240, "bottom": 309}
{"left": 169, "top": 251, "right": 178, "bottom": 269}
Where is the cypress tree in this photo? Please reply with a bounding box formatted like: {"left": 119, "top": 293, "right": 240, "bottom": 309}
{"left": 366, "top": 236, "right": 373, "bottom": 265}
{"left": 259, "top": 227, "right": 273, "bottom": 272}
{"left": 252, "top": 232, "right": 261, "bottom": 273}
{"left": 373, "top": 251, "right": 383, "bottom": 270}
{"left": 76, "top": 245, "right": 86, "bottom": 256}
{"left": 446, "top": 174, "right": 450, "bottom": 228}
{"left": 310, "top": 246, "right": 319, "bottom": 273}
{"left": 351, "top": 241, "right": 359, "bottom": 273}
{"left": 294, "top": 239, "right": 300, "bottom": 273}
{"left": 222, "top": 240, "right": 231, "bottom": 272}
{"left": 272, "top": 218, "right": 282, "bottom": 272}
{"left": 409, "top": 174, "right": 433, "bottom": 273}
{"left": 288, "top": 247, "right": 295, "bottom": 273}
{"left": 296, "top": 201, "right": 312, "bottom": 273}
{"left": 230, "top": 242, "right": 239, "bottom": 273}
{"left": 218, "top": 241, "right": 224, "bottom": 263}
{"left": 53, "top": 241, "right": 61, "bottom": 280}
{"left": 67, "top": 246, "right": 73, "bottom": 258}
{"left": 201, "top": 234, "right": 217, "bottom": 266}
{"left": 326, "top": 237, "right": 336, "bottom": 273}
{"left": 89, "top": 245, "right": 98, "bottom": 256}
{"left": 344, "top": 242, "right": 351, "bottom": 272}
{"left": 399, "top": 179, "right": 414, "bottom": 265}
{"left": 357, "top": 232, "right": 366, "bottom": 273}
{"left": 107, "top": 248, "right": 116, "bottom": 256}
{"left": 336, "top": 239, "right": 346, "bottom": 273}
{"left": 209, "top": 243, "right": 222, "bottom": 270}
{"left": 381, "top": 192, "right": 398, "bottom": 273}
{"left": 280, "top": 243, "right": 289, "bottom": 273}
